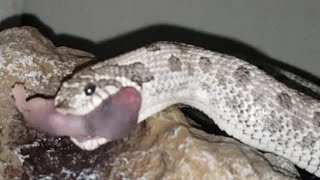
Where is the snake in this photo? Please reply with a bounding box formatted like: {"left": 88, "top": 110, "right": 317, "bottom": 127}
{"left": 11, "top": 41, "right": 320, "bottom": 177}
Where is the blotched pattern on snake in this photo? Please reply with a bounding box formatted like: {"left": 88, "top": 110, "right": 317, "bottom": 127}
{"left": 12, "top": 42, "right": 320, "bottom": 177}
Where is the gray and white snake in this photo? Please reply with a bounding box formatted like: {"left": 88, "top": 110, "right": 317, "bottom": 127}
{"left": 11, "top": 42, "right": 320, "bottom": 177}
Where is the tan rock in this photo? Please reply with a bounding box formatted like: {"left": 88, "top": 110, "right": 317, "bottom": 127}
{"left": 108, "top": 107, "right": 298, "bottom": 180}
{"left": 0, "top": 26, "right": 94, "bottom": 179}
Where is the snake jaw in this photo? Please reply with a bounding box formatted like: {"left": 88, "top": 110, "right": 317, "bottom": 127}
{"left": 54, "top": 94, "right": 104, "bottom": 116}
{"left": 67, "top": 87, "right": 142, "bottom": 150}
{"left": 54, "top": 82, "right": 122, "bottom": 117}
{"left": 55, "top": 92, "right": 111, "bottom": 151}
{"left": 70, "top": 136, "right": 109, "bottom": 151}
{"left": 55, "top": 105, "right": 95, "bottom": 116}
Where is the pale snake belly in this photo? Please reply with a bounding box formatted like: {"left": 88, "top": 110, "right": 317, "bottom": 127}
{"left": 12, "top": 42, "right": 320, "bottom": 177}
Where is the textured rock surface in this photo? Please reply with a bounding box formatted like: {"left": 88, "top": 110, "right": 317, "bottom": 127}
{"left": 0, "top": 26, "right": 94, "bottom": 179}
{"left": 108, "top": 107, "right": 298, "bottom": 180}
{"left": 0, "top": 26, "right": 299, "bottom": 179}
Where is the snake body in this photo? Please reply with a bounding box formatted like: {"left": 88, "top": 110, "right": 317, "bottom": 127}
{"left": 24, "top": 42, "right": 320, "bottom": 176}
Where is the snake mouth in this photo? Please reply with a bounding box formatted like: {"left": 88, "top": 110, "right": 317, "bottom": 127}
{"left": 60, "top": 87, "right": 142, "bottom": 150}
{"left": 54, "top": 95, "right": 114, "bottom": 150}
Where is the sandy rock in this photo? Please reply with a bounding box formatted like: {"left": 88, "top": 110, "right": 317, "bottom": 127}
{"left": 108, "top": 107, "right": 298, "bottom": 180}
{"left": 0, "top": 26, "right": 94, "bottom": 94}
{"left": 0, "top": 26, "right": 94, "bottom": 179}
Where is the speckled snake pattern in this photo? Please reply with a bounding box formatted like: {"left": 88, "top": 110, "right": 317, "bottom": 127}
{"left": 54, "top": 42, "right": 320, "bottom": 176}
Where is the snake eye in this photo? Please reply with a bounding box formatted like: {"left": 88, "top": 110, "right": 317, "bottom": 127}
{"left": 84, "top": 83, "right": 96, "bottom": 96}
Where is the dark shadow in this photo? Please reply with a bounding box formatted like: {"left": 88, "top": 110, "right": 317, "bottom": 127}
{"left": 0, "top": 15, "right": 22, "bottom": 31}
{"left": 1, "top": 13, "right": 319, "bottom": 179}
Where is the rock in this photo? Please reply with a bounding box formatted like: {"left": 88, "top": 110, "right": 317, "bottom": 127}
{"left": 263, "top": 153, "right": 299, "bottom": 177}
{"left": 0, "top": 26, "right": 94, "bottom": 94}
{"left": 0, "top": 26, "right": 94, "bottom": 179}
{"left": 108, "top": 107, "right": 298, "bottom": 180}
{"left": 0, "top": 26, "right": 299, "bottom": 179}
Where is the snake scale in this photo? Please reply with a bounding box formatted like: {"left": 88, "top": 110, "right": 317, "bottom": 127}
{"left": 12, "top": 41, "right": 320, "bottom": 177}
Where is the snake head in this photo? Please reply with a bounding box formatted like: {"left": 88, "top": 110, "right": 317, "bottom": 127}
{"left": 13, "top": 61, "right": 149, "bottom": 150}
{"left": 53, "top": 75, "right": 142, "bottom": 150}
{"left": 47, "top": 62, "right": 148, "bottom": 150}
{"left": 55, "top": 77, "right": 120, "bottom": 115}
